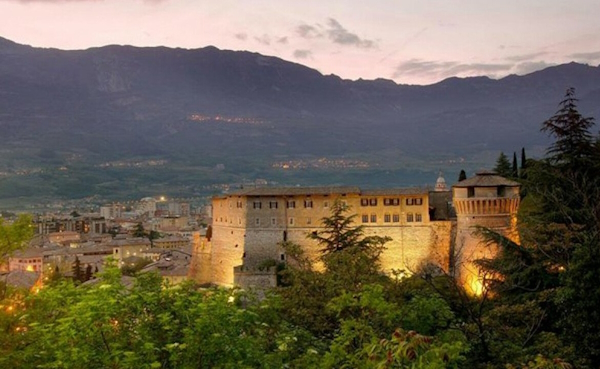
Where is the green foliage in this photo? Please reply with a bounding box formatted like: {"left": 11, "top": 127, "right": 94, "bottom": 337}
{"left": 494, "top": 152, "right": 512, "bottom": 177}
{"left": 309, "top": 199, "right": 391, "bottom": 255}
{"left": 0, "top": 214, "right": 34, "bottom": 262}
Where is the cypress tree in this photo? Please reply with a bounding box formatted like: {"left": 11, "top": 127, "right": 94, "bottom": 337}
{"left": 520, "top": 147, "right": 527, "bottom": 179}
{"left": 458, "top": 170, "right": 467, "bottom": 182}
{"left": 512, "top": 152, "right": 518, "bottom": 178}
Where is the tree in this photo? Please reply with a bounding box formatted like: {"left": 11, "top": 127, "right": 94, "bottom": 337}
{"left": 132, "top": 222, "right": 146, "bottom": 238}
{"left": 72, "top": 256, "right": 84, "bottom": 283}
{"left": 542, "top": 87, "right": 595, "bottom": 167}
{"left": 84, "top": 264, "right": 93, "bottom": 281}
{"left": 0, "top": 214, "right": 33, "bottom": 263}
{"left": 308, "top": 199, "right": 390, "bottom": 255}
{"left": 494, "top": 152, "right": 512, "bottom": 177}
{"left": 512, "top": 152, "right": 518, "bottom": 178}
{"left": 520, "top": 147, "right": 527, "bottom": 179}
{"left": 458, "top": 170, "right": 467, "bottom": 182}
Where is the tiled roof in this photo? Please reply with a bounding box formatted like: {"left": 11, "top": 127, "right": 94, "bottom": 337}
{"left": 219, "top": 186, "right": 427, "bottom": 197}
{"left": 453, "top": 171, "right": 520, "bottom": 188}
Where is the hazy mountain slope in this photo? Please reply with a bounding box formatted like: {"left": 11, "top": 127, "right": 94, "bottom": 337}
{"left": 0, "top": 36, "right": 599, "bottom": 203}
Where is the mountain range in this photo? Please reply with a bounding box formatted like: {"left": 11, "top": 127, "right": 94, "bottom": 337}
{"left": 1, "top": 36, "right": 599, "bottom": 206}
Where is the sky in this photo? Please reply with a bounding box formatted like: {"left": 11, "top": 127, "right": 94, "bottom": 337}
{"left": 1, "top": 0, "right": 599, "bottom": 85}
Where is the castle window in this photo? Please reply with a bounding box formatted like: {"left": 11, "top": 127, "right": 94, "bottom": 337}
{"left": 370, "top": 198, "right": 378, "bottom": 206}
{"left": 307, "top": 217, "right": 312, "bottom": 225}
{"left": 269, "top": 201, "right": 278, "bottom": 209}
{"left": 283, "top": 231, "right": 287, "bottom": 241}
{"left": 362, "top": 214, "right": 369, "bottom": 223}
{"left": 323, "top": 201, "right": 329, "bottom": 208}
{"left": 361, "top": 198, "right": 369, "bottom": 206}
{"left": 393, "top": 213, "right": 400, "bottom": 222}
{"left": 236, "top": 201, "right": 243, "bottom": 208}
{"left": 384, "top": 214, "right": 391, "bottom": 223}
{"left": 271, "top": 218, "right": 276, "bottom": 225}
{"left": 384, "top": 198, "right": 400, "bottom": 206}
{"left": 238, "top": 218, "right": 242, "bottom": 225}
{"left": 371, "top": 214, "right": 377, "bottom": 223}
{"left": 497, "top": 186, "right": 506, "bottom": 197}
{"left": 289, "top": 218, "right": 295, "bottom": 225}
{"left": 255, "top": 218, "right": 260, "bottom": 226}
{"left": 407, "top": 213, "right": 414, "bottom": 222}
{"left": 304, "top": 200, "right": 313, "bottom": 208}
{"left": 406, "top": 198, "right": 423, "bottom": 206}
{"left": 253, "top": 201, "right": 262, "bottom": 209}
{"left": 286, "top": 200, "right": 296, "bottom": 209}
{"left": 280, "top": 254, "right": 286, "bottom": 261}
{"left": 415, "top": 213, "right": 422, "bottom": 222}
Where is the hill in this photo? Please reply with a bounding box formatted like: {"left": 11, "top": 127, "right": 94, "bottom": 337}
{"left": 0, "top": 36, "right": 599, "bottom": 205}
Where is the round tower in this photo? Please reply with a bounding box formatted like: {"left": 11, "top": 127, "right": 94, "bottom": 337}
{"left": 452, "top": 171, "right": 520, "bottom": 295}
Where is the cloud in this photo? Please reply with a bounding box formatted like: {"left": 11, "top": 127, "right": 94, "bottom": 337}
{"left": 513, "top": 61, "right": 555, "bottom": 75}
{"left": 293, "top": 49, "right": 312, "bottom": 59}
{"left": 325, "top": 18, "right": 376, "bottom": 49}
{"left": 392, "top": 59, "right": 512, "bottom": 81}
{"left": 277, "top": 36, "right": 288, "bottom": 44}
{"left": 296, "top": 24, "right": 322, "bottom": 39}
{"left": 6, "top": 0, "right": 164, "bottom": 3}
{"left": 569, "top": 51, "right": 600, "bottom": 63}
{"left": 234, "top": 33, "right": 248, "bottom": 41}
{"left": 254, "top": 34, "right": 271, "bottom": 46}
{"left": 296, "top": 19, "right": 376, "bottom": 49}
{"left": 504, "top": 51, "right": 548, "bottom": 62}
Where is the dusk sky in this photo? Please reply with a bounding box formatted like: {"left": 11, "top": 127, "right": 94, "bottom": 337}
{"left": 1, "top": 0, "right": 599, "bottom": 85}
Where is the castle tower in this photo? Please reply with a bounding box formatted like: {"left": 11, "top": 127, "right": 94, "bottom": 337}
{"left": 452, "top": 171, "right": 520, "bottom": 295}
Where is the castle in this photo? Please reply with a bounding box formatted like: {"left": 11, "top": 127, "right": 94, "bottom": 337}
{"left": 189, "top": 172, "right": 520, "bottom": 293}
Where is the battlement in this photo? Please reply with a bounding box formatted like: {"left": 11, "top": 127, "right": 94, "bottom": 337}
{"left": 453, "top": 197, "right": 519, "bottom": 216}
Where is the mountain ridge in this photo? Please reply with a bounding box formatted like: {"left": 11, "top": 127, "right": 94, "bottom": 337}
{"left": 0, "top": 36, "right": 599, "bottom": 203}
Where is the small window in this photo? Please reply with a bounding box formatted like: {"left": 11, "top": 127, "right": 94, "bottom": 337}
{"left": 280, "top": 254, "right": 286, "bottom": 261}
{"left": 286, "top": 200, "right": 296, "bottom": 209}
{"left": 362, "top": 214, "right": 369, "bottom": 223}
{"left": 269, "top": 201, "right": 278, "bottom": 209}
{"left": 361, "top": 198, "right": 369, "bottom": 206}
{"left": 384, "top": 198, "right": 400, "bottom": 206}
{"left": 384, "top": 214, "right": 391, "bottom": 223}
{"left": 283, "top": 231, "right": 287, "bottom": 241}
{"left": 370, "top": 214, "right": 377, "bottom": 223}
{"left": 323, "top": 201, "right": 329, "bottom": 208}
{"left": 406, "top": 198, "right": 413, "bottom": 206}
{"left": 253, "top": 201, "right": 262, "bottom": 209}
{"left": 236, "top": 201, "right": 243, "bottom": 208}
{"left": 468, "top": 188, "right": 475, "bottom": 198}
{"left": 289, "top": 218, "right": 295, "bottom": 225}
{"left": 271, "top": 218, "right": 276, "bottom": 225}
{"left": 369, "top": 198, "right": 378, "bottom": 206}
{"left": 415, "top": 198, "right": 423, "bottom": 205}
{"left": 255, "top": 218, "right": 260, "bottom": 226}
{"left": 415, "top": 213, "right": 422, "bottom": 222}
{"left": 304, "top": 200, "right": 313, "bottom": 208}
{"left": 307, "top": 217, "right": 312, "bottom": 225}
{"left": 407, "top": 213, "right": 414, "bottom": 222}
{"left": 393, "top": 214, "right": 400, "bottom": 222}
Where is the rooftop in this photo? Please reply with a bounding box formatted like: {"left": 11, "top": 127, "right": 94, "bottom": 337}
{"left": 453, "top": 171, "right": 520, "bottom": 188}
{"left": 219, "top": 186, "right": 428, "bottom": 197}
